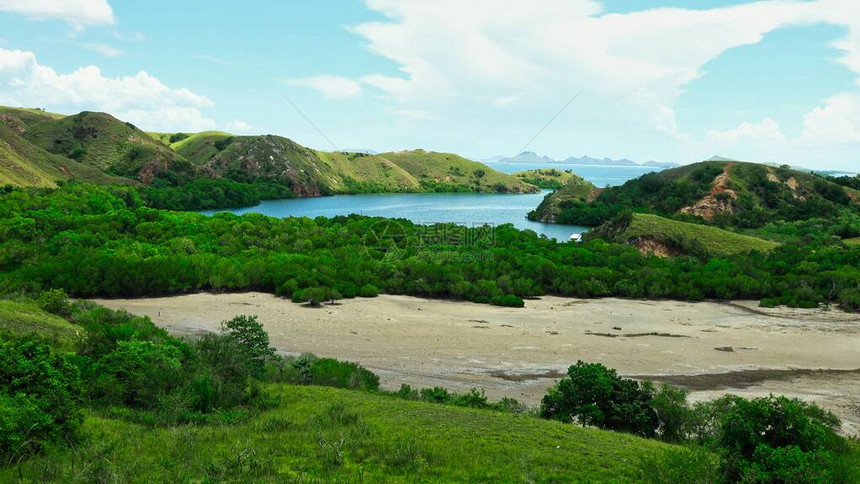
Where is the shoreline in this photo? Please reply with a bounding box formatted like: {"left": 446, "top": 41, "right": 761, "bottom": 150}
{"left": 92, "top": 292, "right": 860, "bottom": 436}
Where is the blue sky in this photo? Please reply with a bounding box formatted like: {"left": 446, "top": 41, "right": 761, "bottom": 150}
{"left": 0, "top": 0, "right": 858, "bottom": 170}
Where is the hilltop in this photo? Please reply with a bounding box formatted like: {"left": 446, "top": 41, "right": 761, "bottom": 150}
{"left": 0, "top": 107, "right": 536, "bottom": 203}
{"left": 512, "top": 168, "right": 577, "bottom": 189}
{"left": 530, "top": 159, "right": 860, "bottom": 229}
{"left": 587, "top": 213, "right": 779, "bottom": 258}
{"left": 526, "top": 173, "right": 597, "bottom": 223}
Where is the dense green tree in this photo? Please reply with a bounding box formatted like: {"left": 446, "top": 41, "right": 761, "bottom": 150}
{"left": 540, "top": 361, "right": 658, "bottom": 437}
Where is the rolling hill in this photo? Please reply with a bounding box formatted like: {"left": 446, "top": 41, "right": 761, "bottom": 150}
{"left": 0, "top": 106, "right": 536, "bottom": 199}
{"left": 587, "top": 213, "right": 780, "bottom": 258}
{"left": 526, "top": 173, "right": 597, "bottom": 223}
{"left": 530, "top": 159, "right": 860, "bottom": 229}
{"left": 512, "top": 168, "right": 577, "bottom": 189}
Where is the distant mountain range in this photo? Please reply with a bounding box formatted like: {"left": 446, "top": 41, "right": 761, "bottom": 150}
{"left": 485, "top": 151, "right": 679, "bottom": 168}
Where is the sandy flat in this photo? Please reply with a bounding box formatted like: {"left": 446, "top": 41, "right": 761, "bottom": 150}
{"left": 92, "top": 293, "right": 860, "bottom": 435}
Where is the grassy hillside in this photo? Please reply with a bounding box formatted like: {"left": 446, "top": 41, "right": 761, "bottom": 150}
{"left": 589, "top": 213, "right": 779, "bottom": 258}
{"left": 22, "top": 111, "right": 184, "bottom": 183}
{"left": 380, "top": 150, "right": 539, "bottom": 193}
{"left": 173, "top": 132, "right": 536, "bottom": 196}
{"left": 0, "top": 299, "right": 80, "bottom": 351}
{"left": 0, "top": 115, "right": 135, "bottom": 187}
{"left": 2, "top": 383, "right": 674, "bottom": 482}
{"left": 0, "top": 105, "right": 542, "bottom": 201}
{"left": 534, "top": 160, "right": 860, "bottom": 229}
{"left": 513, "top": 168, "right": 577, "bottom": 189}
{"left": 527, "top": 173, "right": 597, "bottom": 223}
{"left": 317, "top": 150, "right": 421, "bottom": 192}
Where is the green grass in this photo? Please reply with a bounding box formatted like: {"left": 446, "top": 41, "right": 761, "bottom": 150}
{"left": 21, "top": 111, "right": 179, "bottom": 178}
{"left": 2, "top": 384, "right": 676, "bottom": 482}
{"left": 380, "top": 150, "right": 540, "bottom": 194}
{"left": 0, "top": 299, "right": 80, "bottom": 351}
{"left": 844, "top": 237, "right": 860, "bottom": 246}
{"left": 513, "top": 168, "right": 577, "bottom": 189}
{"left": 621, "top": 213, "right": 779, "bottom": 257}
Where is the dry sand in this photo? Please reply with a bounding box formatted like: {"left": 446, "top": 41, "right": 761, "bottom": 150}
{"left": 93, "top": 293, "right": 860, "bottom": 436}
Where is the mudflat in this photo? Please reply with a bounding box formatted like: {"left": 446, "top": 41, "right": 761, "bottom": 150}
{"left": 93, "top": 293, "right": 860, "bottom": 435}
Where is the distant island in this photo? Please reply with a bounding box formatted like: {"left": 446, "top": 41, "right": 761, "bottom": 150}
{"left": 485, "top": 151, "right": 679, "bottom": 168}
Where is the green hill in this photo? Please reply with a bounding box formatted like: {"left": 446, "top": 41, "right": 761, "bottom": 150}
{"left": 3, "top": 383, "right": 674, "bottom": 482}
{"left": 513, "top": 168, "right": 577, "bottom": 189}
{"left": 0, "top": 110, "right": 135, "bottom": 187}
{"left": 527, "top": 173, "right": 597, "bottom": 223}
{"left": 378, "top": 149, "right": 539, "bottom": 193}
{"left": 532, "top": 159, "right": 860, "bottom": 228}
{"left": 0, "top": 105, "right": 536, "bottom": 199}
{"left": 588, "top": 213, "right": 780, "bottom": 258}
{"left": 172, "top": 132, "right": 536, "bottom": 196}
{"left": 21, "top": 111, "right": 185, "bottom": 183}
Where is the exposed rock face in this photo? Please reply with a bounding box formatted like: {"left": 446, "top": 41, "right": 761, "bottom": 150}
{"left": 631, "top": 236, "right": 680, "bottom": 258}
{"left": 679, "top": 162, "right": 737, "bottom": 221}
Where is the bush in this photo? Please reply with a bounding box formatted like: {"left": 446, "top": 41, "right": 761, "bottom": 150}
{"left": 293, "top": 287, "right": 341, "bottom": 306}
{"left": 718, "top": 395, "right": 842, "bottom": 482}
{"left": 639, "top": 445, "right": 719, "bottom": 484}
{"left": 647, "top": 383, "right": 689, "bottom": 443}
{"left": 0, "top": 338, "right": 82, "bottom": 461}
{"left": 492, "top": 294, "right": 525, "bottom": 308}
{"left": 93, "top": 340, "right": 189, "bottom": 409}
{"left": 358, "top": 284, "right": 379, "bottom": 298}
{"left": 540, "top": 361, "right": 658, "bottom": 437}
{"left": 220, "top": 315, "right": 277, "bottom": 378}
{"left": 38, "top": 289, "right": 71, "bottom": 317}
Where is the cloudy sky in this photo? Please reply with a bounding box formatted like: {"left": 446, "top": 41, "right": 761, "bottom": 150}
{"left": 1, "top": 0, "right": 858, "bottom": 169}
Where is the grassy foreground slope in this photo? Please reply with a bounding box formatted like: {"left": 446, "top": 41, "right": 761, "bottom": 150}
{"left": 0, "top": 299, "right": 80, "bottom": 351}
{"left": 2, "top": 384, "right": 673, "bottom": 483}
{"left": 589, "top": 213, "right": 779, "bottom": 258}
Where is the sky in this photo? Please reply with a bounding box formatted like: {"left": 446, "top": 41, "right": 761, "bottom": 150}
{"left": 0, "top": 0, "right": 859, "bottom": 170}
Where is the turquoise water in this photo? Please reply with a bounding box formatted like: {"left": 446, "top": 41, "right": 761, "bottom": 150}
{"left": 202, "top": 165, "right": 657, "bottom": 241}
{"left": 485, "top": 162, "right": 657, "bottom": 187}
{"left": 202, "top": 191, "right": 586, "bottom": 241}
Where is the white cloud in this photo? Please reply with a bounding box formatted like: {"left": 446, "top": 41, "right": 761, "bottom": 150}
{"left": 706, "top": 118, "right": 787, "bottom": 145}
{"left": 81, "top": 42, "right": 123, "bottom": 57}
{"left": 389, "top": 109, "right": 439, "bottom": 120}
{"left": 225, "top": 120, "right": 253, "bottom": 134}
{"left": 287, "top": 75, "right": 362, "bottom": 99}
{"left": 799, "top": 92, "right": 860, "bottom": 144}
{"left": 341, "top": 0, "right": 832, "bottom": 125}
{"left": 0, "top": 48, "right": 216, "bottom": 132}
{"left": 0, "top": 0, "right": 115, "bottom": 27}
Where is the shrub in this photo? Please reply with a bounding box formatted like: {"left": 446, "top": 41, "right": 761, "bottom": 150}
{"left": 168, "top": 133, "right": 189, "bottom": 143}
{"left": 451, "top": 388, "right": 489, "bottom": 408}
{"left": 220, "top": 315, "right": 278, "bottom": 378}
{"left": 38, "top": 288, "right": 71, "bottom": 317}
{"left": 647, "top": 383, "right": 689, "bottom": 443}
{"left": 639, "top": 445, "right": 719, "bottom": 484}
{"left": 540, "top": 361, "right": 658, "bottom": 437}
{"left": 492, "top": 294, "right": 525, "bottom": 308}
{"left": 420, "top": 387, "right": 451, "bottom": 404}
{"left": 0, "top": 338, "right": 82, "bottom": 460}
{"left": 93, "top": 340, "right": 188, "bottom": 409}
{"left": 718, "top": 395, "right": 842, "bottom": 482}
{"left": 293, "top": 287, "right": 341, "bottom": 306}
{"left": 358, "top": 284, "right": 379, "bottom": 298}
